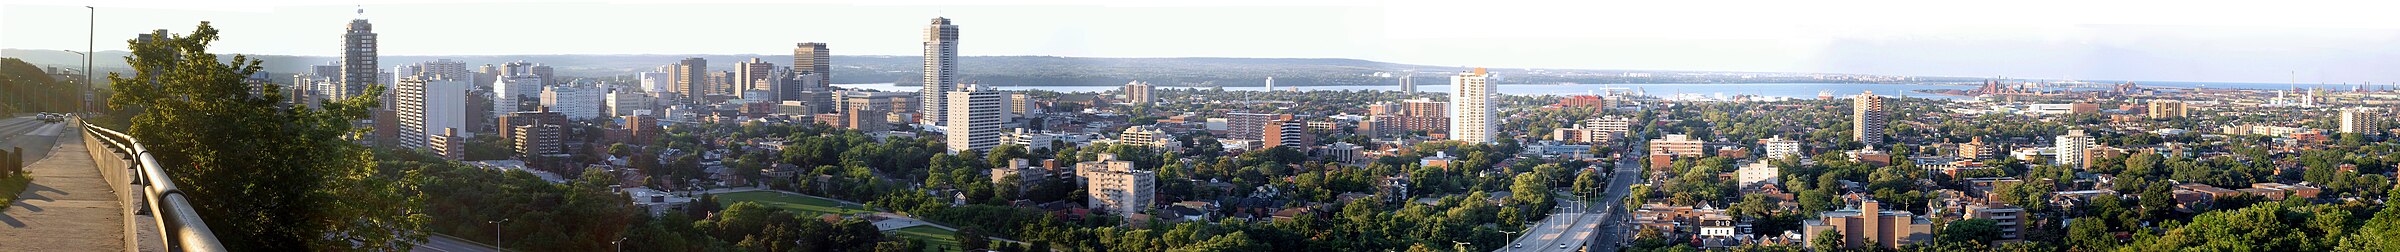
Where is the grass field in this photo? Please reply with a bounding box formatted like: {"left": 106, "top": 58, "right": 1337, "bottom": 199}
{"left": 889, "top": 225, "right": 962, "bottom": 252}
{"left": 711, "top": 191, "right": 877, "bottom": 217}
{"left": 0, "top": 173, "right": 28, "bottom": 211}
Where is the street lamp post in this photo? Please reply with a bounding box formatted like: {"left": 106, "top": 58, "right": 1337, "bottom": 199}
{"left": 83, "top": 6, "right": 94, "bottom": 117}
{"left": 614, "top": 237, "right": 627, "bottom": 252}
{"left": 488, "top": 218, "right": 510, "bottom": 252}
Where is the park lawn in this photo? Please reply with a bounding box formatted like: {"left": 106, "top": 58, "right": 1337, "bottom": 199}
{"left": 0, "top": 173, "right": 27, "bottom": 211}
{"left": 888, "top": 225, "right": 961, "bottom": 252}
{"left": 712, "top": 191, "right": 877, "bottom": 217}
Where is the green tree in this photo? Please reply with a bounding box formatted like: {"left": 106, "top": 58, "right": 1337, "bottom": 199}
{"left": 2066, "top": 217, "right": 2113, "bottom": 251}
{"left": 1938, "top": 219, "right": 1999, "bottom": 245}
{"left": 108, "top": 23, "right": 424, "bottom": 250}
{"left": 1813, "top": 231, "right": 1844, "bottom": 250}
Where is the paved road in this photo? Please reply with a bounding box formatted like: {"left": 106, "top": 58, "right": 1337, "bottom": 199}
{"left": 0, "top": 117, "right": 126, "bottom": 252}
{"left": 1500, "top": 141, "right": 1646, "bottom": 252}
{"left": 411, "top": 233, "right": 499, "bottom": 252}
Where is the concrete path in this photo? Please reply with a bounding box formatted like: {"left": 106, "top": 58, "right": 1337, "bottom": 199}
{"left": 0, "top": 122, "right": 126, "bottom": 251}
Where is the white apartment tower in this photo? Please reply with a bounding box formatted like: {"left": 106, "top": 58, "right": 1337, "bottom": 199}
{"left": 541, "top": 85, "right": 605, "bottom": 120}
{"left": 397, "top": 77, "right": 468, "bottom": 150}
{"left": 2055, "top": 130, "right": 2094, "bottom": 169}
{"left": 946, "top": 85, "right": 1006, "bottom": 153}
{"left": 1450, "top": 68, "right": 1496, "bottom": 144}
{"left": 1763, "top": 136, "right": 1802, "bottom": 159}
{"left": 341, "top": 19, "right": 379, "bottom": 99}
{"left": 920, "top": 17, "right": 961, "bottom": 126}
{"left": 1854, "top": 91, "right": 1889, "bottom": 146}
{"left": 490, "top": 62, "right": 543, "bottom": 117}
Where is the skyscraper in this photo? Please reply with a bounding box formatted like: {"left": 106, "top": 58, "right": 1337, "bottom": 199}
{"left": 733, "top": 58, "right": 777, "bottom": 100}
{"left": 946, "top": 85, "right": 1004, "bottom": 153}
{"left": 1123, "top": 81, "right": 1154, "bottom": 104}
{"left": 675, "top": 57, "right": 708, "bottom": 102}
{"left": 341, "top": 19, "right": 378, "bottom": 99}
{"left": 921, "top": 17, "right": 961, "bottom": 126}
{"left": 397, "top": 77, "right": 468, "bottom": 151}
{"left": 1449, "top": 68, "right": 1495, "bottom": 144}
{"left": 2341, "top": 107, "right": 2380, "bottom": 134}
{"left": 491, "top": 62, "right": 543, "bottom": 117}
{"left": 792, "top": 43, "right": 831, "bottom": 91}
{"left": 791, "top": 42, "right": 834, "bottom": 112}
{"left": 1853, "top": 91, "right": 1888, "bottom": 146}
{"left": 1398, "top": 74, "right": 1415, "bottom": 94}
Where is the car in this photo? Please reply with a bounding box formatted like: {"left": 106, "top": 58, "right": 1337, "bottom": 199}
{"left": 1558, "top": 243, "right": 1567, "bottom": 249}
{"left": 1513, "top": 243, "right": 1521, "bottom": 248}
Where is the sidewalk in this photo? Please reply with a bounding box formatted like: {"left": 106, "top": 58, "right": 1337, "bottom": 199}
{"left": 0, "top": 128, "right": 124, "bottom": 251}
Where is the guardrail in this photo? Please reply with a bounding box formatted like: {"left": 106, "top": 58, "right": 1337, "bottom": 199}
{"left": 80, "top": 118, "right": 227, "bottom": 252}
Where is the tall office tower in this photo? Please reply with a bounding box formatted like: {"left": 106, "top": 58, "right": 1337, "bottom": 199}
{"left": 1399, "top": 74, "right": 1415, "bottom": 94}
{"left": 792, "top": 42, "right": 831, "bottom": 91}
{"left": 396, "top": 77, "right": 469, "bottom": 150}
{"left": 1853, "top": 91, "right": 1889, "bottom": 146}
{"left": 1449, "top": 68, "right": 1495, "bottom": 144}
{"left": 2341, "top": 107, "right": 2381, "bottom": 134}
{"left": 341, "top": 19, "right": 378, "bottom": 99}
{"left": 491, "top": 61, "right": 544, "bottom": 117}
{"left": 920, "top": 17, "right": 961, "bottom": 126}
{"left": 675, "top": 57, "right": 709, "bottom": 102}
{"left": 1123, "top": 81, "right": 1154, "bottom": 104}
{"left": 1264, "top": 77, "right": 1275, "bottom": 91}
{"left": 540, "top": 85, "right": 604, "bottom": 120}
{"left": 1077, "top": 154, "right": 1155, "bottom": 215}
{"left": 2055, "top": 130, "right": 2094, "bottom": 169}
{"left": 945, "top": 85, "right": 1004, "bottom": 153}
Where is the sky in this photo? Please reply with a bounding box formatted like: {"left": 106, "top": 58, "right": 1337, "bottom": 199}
{"left": 5, "top": 0, "right": 2400, "bottom": 84}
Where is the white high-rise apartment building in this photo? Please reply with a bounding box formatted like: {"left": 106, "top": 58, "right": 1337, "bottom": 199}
{"left": 541, "top": 85, "right": 605, "bottom": 120}
{"left": 491, "top": 62, "right": 543, "bottom": 117}
{"left": 1854, "top": 91, "right": 1889, "bottom": 146}
{"left": 2055, "top": 130, "right": 2094, "bottom": 169}
{"left": 606, "top": 88, "right": 655, "bottom": 117}
{"left": 637, "top": 71, "right": 674, "bottom": 95}
{"left": 946, "top": 85, "right": 1005, "bottom": 153}
{"left": 341, "top": 19, "right": 378, "bottom": 99}
{"left": 1449, "top": 68, "right": 1496, "bottom": 144}
{"left": 2340, "top": 107, "right": 2380, "bottom": 134}
{"left": 920, "top": 17, "right": 961, "bottom": 126}
{"left": 397, "top": 77, "right": 468, "bottom": 150}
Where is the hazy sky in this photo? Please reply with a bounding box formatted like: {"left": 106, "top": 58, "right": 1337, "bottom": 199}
{"left": 6, "top": 0, "right": 2400, "bottom": 84}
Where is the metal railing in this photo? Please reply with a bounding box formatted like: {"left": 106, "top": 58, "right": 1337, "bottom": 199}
{"left": 80, "top": 118, "right": 227, "bottom": 252}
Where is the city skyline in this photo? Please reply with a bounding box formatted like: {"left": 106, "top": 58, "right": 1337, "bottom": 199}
{"left": 6, "top": 0, "right": 2400, "bottom": 84}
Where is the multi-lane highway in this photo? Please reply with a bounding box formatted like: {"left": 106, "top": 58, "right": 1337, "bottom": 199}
{"left": 0, "top": 115, "right": 70, "bottom": 160}
{"left": 1501, "top": 141, "right": 1645, "bottom": 252}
